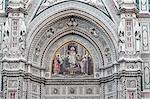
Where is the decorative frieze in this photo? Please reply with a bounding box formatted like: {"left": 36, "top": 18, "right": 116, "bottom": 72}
{"left": 126, "top": 63, "right": 140, "bottom": 70}
{"left": 44, "top": 85, "right": 100, "bottom": 96}
{"left": 3, "top": 62, "right": 18, "bottom": 70}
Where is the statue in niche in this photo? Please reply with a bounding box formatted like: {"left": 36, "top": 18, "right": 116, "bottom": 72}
{"left": 141, "top": 0, "right": 147, "bottom": 11}
{"left": 3, "top": 31, "right": 9, "bottom": 53}
{"left": 46, "top": 28, "right": 54, "bottom": 38}
{"left": 142, "top": 26, "right": 148, "bottom": 47}
{"left": 118, "top": 31, "right": 125, "bottom": 52}
{"left": 19, "top": 31, "right": 26, "bottom": 56}
{"left": 67, "top": 17, "right": 78, "bottom": 27}
{"left": 104, "top": 48, "right": 112, "bottom": 63}
{"left": 34, "top": 44, "right": 41, "bottom": 59}
{"left": 33, "top": 44, "right": 41, "bottom": 62}
{"left": 52, "top": 41, "right": 93, "bottom": 77}
{"left": 135, "top": 31, "right": 141, "bottom": 53}
{"left": 0, "top": 0, "right": 3, "bottom": 10}
{"left": 135, "top": 21, "right": 141, "bottom": 53}
{"left": 118, "top": 20, "right": 125, "bottom": 53}
{"left": 18, "top": 20, "right": 26, "bottom": 56}
{"left": 90, "top": 28, "right": 98, "bottom": 38}
{"left": 3, "top": 20, "right": 10, "bottom": 55}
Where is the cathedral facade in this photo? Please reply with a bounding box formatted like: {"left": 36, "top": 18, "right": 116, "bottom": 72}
{"left": 0, "top": 0, "right": 150, "bottom": 99}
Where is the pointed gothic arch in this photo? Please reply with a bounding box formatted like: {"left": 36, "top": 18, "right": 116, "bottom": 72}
{"left": 26, "top": 1, "right": 118, "bottom": 79}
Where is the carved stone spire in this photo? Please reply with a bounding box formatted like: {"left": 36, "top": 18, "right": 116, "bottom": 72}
{"left": 118, "top": 0, "right": 140, "bottom": 57}
{"left": 117, "top": 1, "right": 142, "bottom": 99}
{"left": 1, "top": 1, "right": 27, "bottom": 99}
{"left": 1, "top": 0, "right": 27, "bottom": 60}
{"left": 2, "top": 0, "right": 27, "bottom": 60}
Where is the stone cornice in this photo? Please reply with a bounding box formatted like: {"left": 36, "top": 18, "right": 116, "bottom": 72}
{"left": 24, "top": 73, "right": 45, "bottom": 83}
{"left": 118, "top": 57, "right": 143, "bottom": 63}
{"left": 6, "top": 7, "right": 27, "bottom": 15}
{"left": 117, "top": 8, "right": 139, "bottom": 15}
{"left": 2, "top": 70, "right": 26, "bottom": 77}
{"left": 26, "top": 62, "right": 45, "bottom": 70}
{"left": 1, "top": 58, "right": 26, "bottom": 63}
{"left": 45, "top": 79, "right": 100, "bottom": 85}
{"left": 137, "top": 13, "right": 150, "bottom": 18}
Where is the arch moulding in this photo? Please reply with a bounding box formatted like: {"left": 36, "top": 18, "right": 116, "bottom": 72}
{"left": 26, "top": 1, "right": 118, "bottom": 79}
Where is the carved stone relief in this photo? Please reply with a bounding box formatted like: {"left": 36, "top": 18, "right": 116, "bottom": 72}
{"left": 85, "top": 87, "right": 93, "bottom": 94}
{"left": 51, "top": 87, "right": 60, "bottom": 95}
{"left": 45, "top": 85, "right": 100, "bottom": 97}
{"left": 44, "top": 96, "right": 100, "bottom": 99}
{"left": 68, "top": 87, "right": 77, "bottom": 94}
{"left": 3, "top": 62, "right": 19, "bottom": 70}
{"left": 127, "top": 80, "right": 136, "bottom": 88}
{"left": 126, "top": 63, "right": 139, "bottom": 70}
{"left": 8, "top": 80, "right": 18, "bottom": 88}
